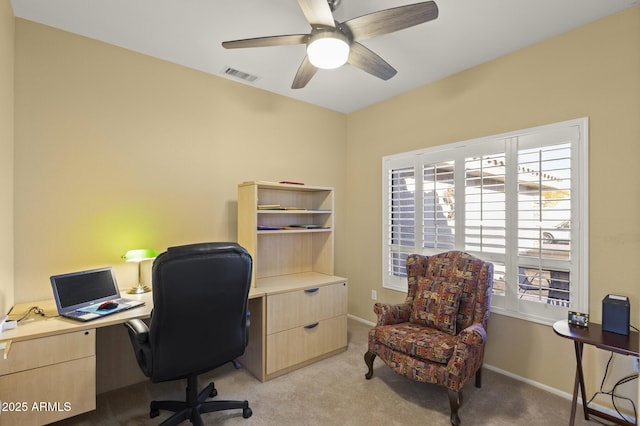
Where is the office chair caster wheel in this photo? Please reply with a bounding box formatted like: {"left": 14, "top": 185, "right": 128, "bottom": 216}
{"left": 204, "top": 382, "right": 218, "bottom": 398}
{"left": 243, "top": 407, "right": 252, "bottom": 418}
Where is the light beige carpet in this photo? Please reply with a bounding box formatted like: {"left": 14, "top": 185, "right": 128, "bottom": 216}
{"left": 53, "top": 319, "right": 600, "bottom": 425}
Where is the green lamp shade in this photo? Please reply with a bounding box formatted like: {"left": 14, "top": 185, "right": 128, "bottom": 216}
{"left": 122, "top": 248, "right": 158, "bottom": 262}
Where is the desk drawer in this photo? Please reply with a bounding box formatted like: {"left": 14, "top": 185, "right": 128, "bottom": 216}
{"left": 266, "top": 315, "right": 347, "bottom": 375}
{"left": 267, "top": 282, "right": 347, "bottom": 334}
{"left": 0, "top": 356, "right": 96, "bottom": 425}
{"left": 0, "top": 329, "right": 95, "bottom": 376}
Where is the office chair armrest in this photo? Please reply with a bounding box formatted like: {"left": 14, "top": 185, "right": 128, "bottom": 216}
{"left": 245, "top": 311, "right": 251, "bottom": 347}
{"left": 125, "top": 318, "right": 149, "bottom": 341}
{"left": 124, "top": 319, "right": 153, "bottom": 377}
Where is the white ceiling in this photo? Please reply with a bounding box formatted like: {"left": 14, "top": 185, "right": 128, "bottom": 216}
{"left": 11, "top": 0, "right": 640, "bottom": 113}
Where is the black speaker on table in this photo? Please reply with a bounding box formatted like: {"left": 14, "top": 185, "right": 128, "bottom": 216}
{"left": 602, "top": 294, "right": 630, "bottom": 336}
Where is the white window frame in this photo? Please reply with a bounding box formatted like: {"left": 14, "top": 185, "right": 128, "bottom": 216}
{"left": 382, "top": 118, "right": 588, "bottom": 325}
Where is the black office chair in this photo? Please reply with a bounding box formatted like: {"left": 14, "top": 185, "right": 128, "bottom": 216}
{"left": 125, "top": 242, "right": 253, "bottom": 426}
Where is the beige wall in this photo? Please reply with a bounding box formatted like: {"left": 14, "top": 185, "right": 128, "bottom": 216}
{"left": 13, "top": 19, "right": 347, "bottom": 302}
{"left": 9, "top": 3, "right": 640, "bottom": 414}
{"left": 0, "top": 0, "right": 15, "bottom": 315}
{"left": 346, "top": 5, "right": 639, "bottom": 403}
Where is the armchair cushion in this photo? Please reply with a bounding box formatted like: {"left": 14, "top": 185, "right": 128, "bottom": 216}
{"left": 369, "top": 323, "right": 457, "bottom": 364}
{"left": 410, "top": 278, "right": 462, "bottom": 335}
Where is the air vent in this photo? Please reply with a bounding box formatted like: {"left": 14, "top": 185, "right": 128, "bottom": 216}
{"left": 222, "top": 67, "right": 259, "bottom": 83}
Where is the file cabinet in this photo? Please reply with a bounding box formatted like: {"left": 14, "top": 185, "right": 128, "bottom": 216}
{"left": 266, "top": 280, "right": 347, "bottom": 377}
{"left": 0, "top": 329, "right": 96, "bottom": 425}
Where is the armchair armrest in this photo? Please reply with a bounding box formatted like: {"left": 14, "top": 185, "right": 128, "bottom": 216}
{"left": 373, "top": 302, "right": 412, "bottom": 326}
{"left": 457, "top": 322, "right": 486, "bottom": 343}
{"left": 446, "top": 323, "right": 487, "bottom": 392}
{"left": 124, "top": 319, "right": 153, "bottom": 377}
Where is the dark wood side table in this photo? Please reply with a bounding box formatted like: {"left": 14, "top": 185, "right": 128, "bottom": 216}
{"left": 553, "top": 320, "right": 639, "bottom": 426}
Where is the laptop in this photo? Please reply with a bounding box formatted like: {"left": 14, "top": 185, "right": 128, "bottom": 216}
{"left": 50, "top": 266, "right": 145, "bottom": 322}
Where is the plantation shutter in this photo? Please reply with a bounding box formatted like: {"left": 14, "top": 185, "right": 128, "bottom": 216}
{"left": 464, "top": 153, "right": 507, "bottom": 256}
{"left": 382, "top": 118, "right": 586, "bottom": 320}
{"left": 423, "top": 161, "right": 455, "bottom": 250}
{"left": 387, "top": 166, "right": 416, "bottom": 281}
{"left": 516, "top": 129, "right": 575, "bottom": 307}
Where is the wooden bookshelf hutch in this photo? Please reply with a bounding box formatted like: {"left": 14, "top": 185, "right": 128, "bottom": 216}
{"left": 237, "top": 181, "right": 348, "bottom": 380}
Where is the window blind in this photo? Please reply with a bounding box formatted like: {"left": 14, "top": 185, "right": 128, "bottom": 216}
{"left": 382, "top": 118, "right": 588, "bottom": 324}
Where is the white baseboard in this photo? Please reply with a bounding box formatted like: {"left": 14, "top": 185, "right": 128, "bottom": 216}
{"left": 348, "top": 314, "right": 375, "bottom": 327}
{"left": 348, "top": 314, "right": 636, "bottom": 423}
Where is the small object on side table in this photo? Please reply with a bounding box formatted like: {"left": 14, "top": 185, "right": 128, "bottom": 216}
{"left": 568, "top": 311, "right": 589, "bottom": 327}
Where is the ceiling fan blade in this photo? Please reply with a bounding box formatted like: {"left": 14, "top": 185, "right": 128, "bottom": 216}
{"left": 222, "top": 34, "right": 308, "bottom": 49}
{"left": 344, "top": 1, "right": 438, "bottom": 42}
{"left": 292, "top": 56, "right": 318, "bottom": 89}
{"left": 347, "top": 42, "right": 397, "bottom": 81}
{"left": 298, "top": 0, "right": 336, "bottom": 28}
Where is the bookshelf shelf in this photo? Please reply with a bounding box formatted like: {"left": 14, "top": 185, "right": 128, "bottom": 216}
{"left": 238, "top": 181, "right": 337, "bottom": 283}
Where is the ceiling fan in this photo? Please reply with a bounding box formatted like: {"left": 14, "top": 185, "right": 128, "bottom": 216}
{"left": 222, "top": 0, "right": 439, "bottom": 89}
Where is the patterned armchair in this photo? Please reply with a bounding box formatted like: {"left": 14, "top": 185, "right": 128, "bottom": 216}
{"left": 364, "top": 251, "right": 493, "bottom": 425}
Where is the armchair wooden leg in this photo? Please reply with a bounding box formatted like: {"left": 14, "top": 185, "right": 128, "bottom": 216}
{"left": 475, "top": 366, "right": 482, "bottom": 388}
{"left": 364, "top": 351, "right": 377, "bottom": 379}
{"left": 448, "top": 389, "right": 462, "bottom": 426}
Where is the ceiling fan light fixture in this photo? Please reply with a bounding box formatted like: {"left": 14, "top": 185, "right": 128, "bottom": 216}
{"left": 307, "top": 31, "right": 349, "bottom": 70}
{"left": 222, "top": 0, "right": 440, "bottom": 88}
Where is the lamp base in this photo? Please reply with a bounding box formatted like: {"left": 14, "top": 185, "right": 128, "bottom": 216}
{"left": 127, "top": 284, "right": 151, "bottom": 294}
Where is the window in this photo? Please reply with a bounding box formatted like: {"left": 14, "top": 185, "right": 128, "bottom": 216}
{"left": 382, "top": 118, "right": 588, "bottom": 325}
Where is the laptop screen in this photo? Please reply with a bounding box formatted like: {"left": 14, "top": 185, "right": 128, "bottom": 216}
{"left": 50, "top": 267, "right": 120, "bottom": 313}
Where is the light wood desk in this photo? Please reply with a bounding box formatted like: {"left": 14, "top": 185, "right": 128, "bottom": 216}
{"left": 0, "top": 288, "right": 265, "bottom": 426}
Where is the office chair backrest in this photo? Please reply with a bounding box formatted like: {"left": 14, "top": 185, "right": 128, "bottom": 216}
{"left": 149, "top": 242, "right": 252, "bottom": 382}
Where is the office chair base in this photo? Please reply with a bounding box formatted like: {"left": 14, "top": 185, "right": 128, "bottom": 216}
{"left": 151, "top": 379, "right": 252, "bottom": 426}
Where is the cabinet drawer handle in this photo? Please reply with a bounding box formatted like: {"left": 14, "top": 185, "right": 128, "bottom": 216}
{"left": 1, "top": 339, "right": 12, "bottom": 360}
{"left": 304, "top": 322, "right": 320, "bottom": 329}
{"left": 304, "top": 288, "right": 320, "bottom": 294}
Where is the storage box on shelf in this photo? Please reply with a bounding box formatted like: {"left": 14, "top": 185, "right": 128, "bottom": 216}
{"left": 237, "top": 181, "right": 347, "bottom": 381}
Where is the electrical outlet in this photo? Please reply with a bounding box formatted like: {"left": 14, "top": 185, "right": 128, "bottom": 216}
{"left": 633, "top": 357, "right": 639, "bottom": 373}
{"left": 371, "top": 290, "right": 377, "bottom": 301}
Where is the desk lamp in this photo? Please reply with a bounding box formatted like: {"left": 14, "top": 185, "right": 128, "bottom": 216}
{"left": 122, "top": 248, "right": 158, "bottom": 294}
